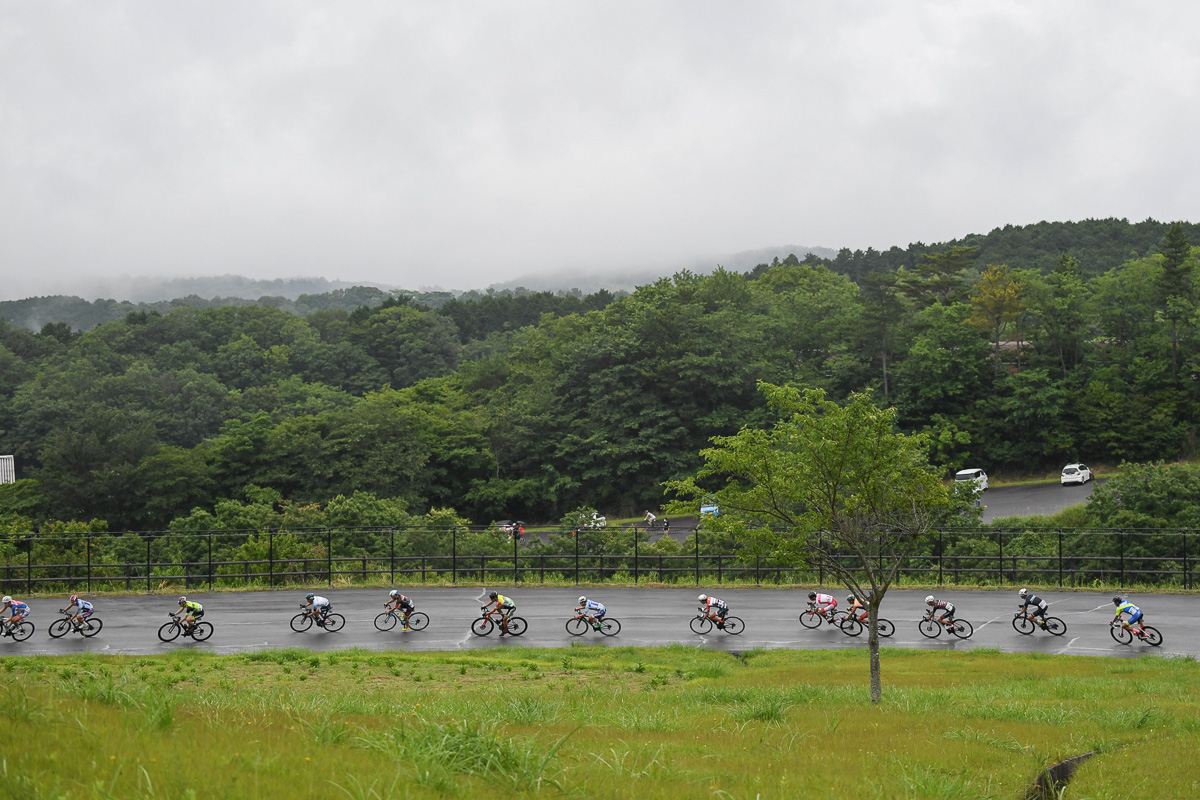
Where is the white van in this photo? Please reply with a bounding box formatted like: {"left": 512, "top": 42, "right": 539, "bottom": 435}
{"left": 954, "top": 468, "right": 989, "bottom": 491}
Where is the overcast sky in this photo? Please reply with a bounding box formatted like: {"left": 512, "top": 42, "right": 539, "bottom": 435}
{"left": 2, "top": 2, "right": 1198, "bottom": 300}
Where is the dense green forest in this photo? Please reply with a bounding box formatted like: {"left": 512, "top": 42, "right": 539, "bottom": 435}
{"left": 1, "top": 218, "right": 1198, "bottom": 534}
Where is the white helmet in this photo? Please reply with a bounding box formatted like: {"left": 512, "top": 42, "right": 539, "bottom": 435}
{"left": 389, "top": 589, "right": 399, "bottom": 598}
{"left": 1018, "top": 588, "right": 1028, "bottom": 597}
{"left": 578, "top": 596, "right": 587, "bottom": 605}
{"left": 925, "top": 595, "right": 935, "bottom": 604}
{"left": 1, "top": 596, "right": 10, "bottom": 604}
{"left": 698, "top": 594, "right": 707, "bottom": 602}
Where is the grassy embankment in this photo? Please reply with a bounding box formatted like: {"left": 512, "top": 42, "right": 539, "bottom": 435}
{"left": 2, "top": 646, "right": 1197, "bottom": 799}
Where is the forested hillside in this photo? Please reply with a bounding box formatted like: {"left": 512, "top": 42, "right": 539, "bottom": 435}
{"left": 1, "top": 220, "right": 1197, "bottom": 533}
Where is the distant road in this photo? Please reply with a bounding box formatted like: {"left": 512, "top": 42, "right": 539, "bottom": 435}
{"left": 3, "top": 585, "right": 1191, "bottom": 660}
{"left": 981, "top": 479, "right": 1103, "bottom": 523}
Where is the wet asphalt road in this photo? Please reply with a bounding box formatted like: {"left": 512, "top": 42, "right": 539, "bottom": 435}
{"left": 981, "top": 480, "right": 1101, "bottom": 523}
{"left": 3, "top": 586, "right": 1192, "bottom": 660}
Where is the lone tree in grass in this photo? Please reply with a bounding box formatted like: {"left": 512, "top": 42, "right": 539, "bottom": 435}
{"left": 666, "top": 383, "right": 951, "bottom": 705}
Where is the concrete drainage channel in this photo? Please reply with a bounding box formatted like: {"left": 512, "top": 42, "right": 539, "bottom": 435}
{"left": 1023, "top": 752, "right": 1095, "bottom": 799}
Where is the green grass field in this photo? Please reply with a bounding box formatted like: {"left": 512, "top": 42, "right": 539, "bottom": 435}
{"left": 2, "top": 646, "right": 1197, "bottom": 799}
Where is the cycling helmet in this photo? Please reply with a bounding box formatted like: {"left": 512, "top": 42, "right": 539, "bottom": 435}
{"left": 178, "top": 596, "right": 187, "bottom": 604}
{"left": 70, "top": 594, "right": 79, "bottom": 603}
{"left": 1, "top": 596, "right": 10, "bottom": 604}
{"left": 389, "top": 589, "right": 399, "bottom": 598}
{"left": 846, "top": 595, "right": 855, "bottom": 604}
{"left": 807, "top": 591, "right": 816, "bottom": 600}
{"left": 697, "top": 594, "right": 707, "bottom": 602}
{"left": 925, "top": 595, "right": 935, "bottom": 604}
{"left": 1112, "top": 596, "right": 1123, "bottom": 605}
{"left": 578, "top": 596, "right": 587, "bottom": 605}
{"left": 1018, "top": 588, "right": 1027, "bottom": 597}
{"left": 489, "top": 591, "right": 498, "bottom": 599}
{"left": 304, "top": 593, "right": 314, "bottom": 601}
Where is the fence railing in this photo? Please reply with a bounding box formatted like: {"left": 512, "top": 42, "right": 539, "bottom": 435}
{"left": 0, "top": 526, "right": 1195, "bottom": 594}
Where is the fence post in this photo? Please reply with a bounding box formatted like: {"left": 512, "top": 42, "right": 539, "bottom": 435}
{"left": 540, "top": 554, "right": 545, "bottom": 584}
{"left": 27, "top": 537, "right": 32, "bottom": 595}
{"left": 146, "top": 536, "right": 151, "bottom": 593}
{"left": 390, "top": 529, "right": 395, "bottom": 585}
{"left": 997, "top": 532, "right": 1004, "bottom": 586}
{"left": 1057, "top": 530, "right": 1063, "bottom": 588}
{"left": 756, "top": 555, "right": 760, "bottom": 586}
{"left": 327, "top": 528, "right": 333, "bottom": 588}
{"left": 87, "top": 534, "right": 92, "bottom": 593}
{"left": 659, "top": 554, "right": 663, "bottom": 583}
{"left": 480, "top": 555, "right": 485, "bottom": 583}
{"left": 818, "top": 533, "right": 823, "bottom": 586}
{"left": 694, "top": 528, "right": 700, "bottom": 587}
{"left": 1185, "top": 531, "right": 1190, "bottom": 590}
{"left": 717, "top": 553, "right": 722, "bottom": 584}
{"left": 513, "top": 528, "right": 519, "bottom": 586}
{"left": 937, "top": 530, "right": 943, "bottom": 586}
{"left": 208, "top": 532, "right": 213, "bottom": 592}
{"left": 269, "top": 532, "right": 274, "bottom": 588}
{"left": 634, "top": 526, "right": 639, "bottom": 586}
{"left": 574, "top": 531, "right": 579, "bottom": 587}
{"left": 452, "top": 528, "right": 457, "bottom": 585}
{"left": 422, "top": 555, "right": 426, "bottom": 583}
{"left": 1119, "top": 530, "right": 1125, "bottom": 585}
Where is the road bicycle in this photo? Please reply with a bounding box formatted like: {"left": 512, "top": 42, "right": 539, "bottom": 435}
{"left": 290, "top": 607, "right": 346, "bottom": 633}
{"left": 566, "top": 612, "right": 621, "bottom": 636}
{"left": 1013, "top": 609, "right": 1066, "bottom": 636}
{"left": 839, "top": 612, "right": 895, "bottom": 638}
{"left": 471, "top": 607, "right": 527, "bottom": 637}
{"left": 49, "top": 609, "right": 103, "bottom": 638}
{"left": 918, "top": 613, "right": 974, "bottom": 639}
{"left": 373, "top": 605, "right": 429, "bottom": 632}
{"left": 158, "top": 612, "right": 213, "bottom": 642}
{"left": 1109, "top": 621, "right": 1162, "bottom": 646}
{"left": 799, "top": 602, "right": 845, "bottom": 630}
{"left": 690, "top": 608, "right": 744, "bottom": 635}
{"left": 0, "top": 617, "right": 34, "bottom": 642}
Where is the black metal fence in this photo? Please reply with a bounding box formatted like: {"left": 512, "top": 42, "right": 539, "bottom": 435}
{"left": 0, "top": 526, "right": 1196, "bottom": 594}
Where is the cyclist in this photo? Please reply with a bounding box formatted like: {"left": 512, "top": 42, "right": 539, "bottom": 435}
{"left": 575, "top": 595, "right": 606, "bottom": 631}
{"left": 1112, "top": 596, "right": 1148, "bottom": 638}
{"left": 807, "top": 590, "right": 838, "bottom": 620}
{"left": 846, "top": 594, "right": 869, "bottom": 623}
{"left": 697, "top": 594, "right": 729, "bottom": 629}
{"left": 173, "top": 596, "right": 204, "bottom": 633}
{"left": 924, "top": 595, "right": 956, "bottom": 627}
{"left": 482, "top": 591, "right": 516, "bottom": 635}
{"left": 301, "top": 593, "right": 332, "bottom": 626}
{"left": 1, "top": 595, "right": 30, "bottom": 636}
{"left": 643, "top": 510, "right": 657, "bottom": 528}
{"left": 1016, "top": 588, "right": 1049, "bottom": 628}
{"left": 62, "top": 594, "right": 95, "bottom": 630}
{"left": 386, "top": 589, "right": 415, "bottom": 631}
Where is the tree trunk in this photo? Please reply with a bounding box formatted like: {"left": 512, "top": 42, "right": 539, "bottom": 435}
{"left": 868, "top": 602, "right": 882, "bottom": 705}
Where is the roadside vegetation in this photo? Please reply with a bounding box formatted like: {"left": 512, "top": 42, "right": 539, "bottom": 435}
{"left": 3, "top": 646, "right": 1197, "bottom": 799}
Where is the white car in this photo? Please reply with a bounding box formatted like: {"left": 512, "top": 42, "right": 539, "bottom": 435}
{"left": 954, "top": 468, "right": 989, "bottom": 492}
{"left": 1061, "top": 464, "right": 1093, "bottom": 485}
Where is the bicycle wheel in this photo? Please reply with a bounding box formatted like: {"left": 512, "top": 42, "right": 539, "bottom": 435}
{"left": 690, "top": 616, "right": 713, "bottom": 634}
{"left": 406, "top": 612, "right": 429, "bottom": 632}
{"left": 798, "top": 611, "right": 822, "bottom": 629}
{"left": 1110, "top": 625, "right": 1132, "bottom": 645}
{"left": 566, "top": 618, "right": 588, "bottom": 636}
{"left": 599, "top": 618, "right": 621, "bottom": 636}
{"left": 322, "top": 614, "right": 345, "bottom": 632}
{"left": 11, "top": 621, "right": 34, "bottom": 642}
{"left": 1043, "top": 617, "right": 1066, "bottom": 636}
{"left": 1141, "top": 626, "right": 1163, "bottom": 646}
{"left": 918, "top": 619, "right": 941, "bottom": 638}
{"left": 158, "top": 621, "right": 181, "bottom": 642}
{"left": 49, "top": 619, "right": 72, "bottom": 639}
{"left": 81, "top": 618, "right": 103, "bottom": 638}
{"left": 374, "top": 612, "right": 397, "bottom": 631}
{"left": 192, "top": 622, "right": 214, "bottom": 642}
{"left": 721, "top": 616, "right": 744, "bottom": 635}
{"left": 877, "top": 619, "right": 895, "bottom": 638}
{"left": 471, "top": 617, "right": 494, "bottom": 636}
{"left": 505, "top": 617, "right": 527, "bottom": 636}
{"left": 290, "top": 613, "right": 313, "bottom": 632}
{"left": 840, "top": 617, "right": 864, "bottom": 637}
{"left": 1012, "top": 616, "right": 1034, "bottom": 635}
{"left": 950, "top": 619, "right": 974, "bottom": 639}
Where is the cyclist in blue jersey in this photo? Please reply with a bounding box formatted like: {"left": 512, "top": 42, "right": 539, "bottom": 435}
{"left": 1, "top": 596, "right": 29, "bottom": 635}
{"left": 575, "top": 596, "right": 607, "bottom": 631}
{"left": 1112, "top": 596, "right": 1148, "bottom": 637}
{"left": 62, "top": 594, "right": 95, "bottom": 631}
